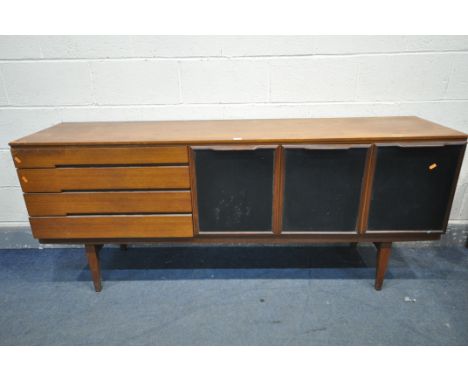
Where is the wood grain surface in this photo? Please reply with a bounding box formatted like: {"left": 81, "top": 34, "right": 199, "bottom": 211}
{"left": 18, "top": 166, "right": 190, "bottom": 192}
{"left": 10, "top": 117, "right": 467, "bottom": 147}
{"left": 30, "top": 215, "right": 194, "bottom": 239}
{"left": 11, "top": 146, "right": 188, "bottom": 168}
{"left": 24, "top": 191, "right": 192, "bottom": 216}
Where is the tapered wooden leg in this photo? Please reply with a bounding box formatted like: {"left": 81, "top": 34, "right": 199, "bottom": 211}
{"left": 120, "top": 244, "right": 128, "bottom": 251}
{"left": 85, "top": 244, "right": 102, "bottom": 292}
{"left": 374, "top": 242, "right": 392, "bottom": 291}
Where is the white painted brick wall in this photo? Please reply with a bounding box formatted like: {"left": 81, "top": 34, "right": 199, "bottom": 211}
{"left": 40, "top": 36, "right": 135, "bottom": 59}
{"left": 1, "top": 62, "right": 94, "bottom": 105}
{"left": 0, "top": 35, "right": 467, "bottom": 226}
{"left": 0, "top": 188, "right": 29, "bottom": 222}
{"left": 220, "top": 36, "right": 318, "bottom": 56}
{"left": 180, "top": 59, "right": 270, "bottom": 103}
{"left": 356, "top": 55, "right": 451, "bottom": 101}
{"left": 445, "top": 55, "right": 468, "bottom": 99}
{"left": 270, "top": 57, "right": 359, "bottom": 102}
{"left": 91, "top": 60, "right": 180, "bottom": 105}
{"left": 0, "top": 70, "right": 8, "bottom": 105}
{"left": 0, "top": 151, "right": 19, "bottom": 186}
{"left": 0, "top": 36, "right": 43, "bottom": 59}
{"left": 130, "top": 36, "right": 223, "bottom": 57}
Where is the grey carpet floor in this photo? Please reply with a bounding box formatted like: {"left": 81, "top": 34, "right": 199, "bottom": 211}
{"left": 0, "top": 244, "right": 467, "bottom": 345}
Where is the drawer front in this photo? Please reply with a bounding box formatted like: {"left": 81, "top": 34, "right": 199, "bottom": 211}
{"left": 24, "top": 191, "right": 192, "bottom": 216}
{"left": 30, "top": 215, "right": 194, "bottom": 239}
{"left": 18, "top": 167, "right": 190, "bottom": 192}
{"left": 368, "top": 144, "right": 464, "bottom": 231}
{"left": 12, "top": 146, "right": 188, "bottom": 168}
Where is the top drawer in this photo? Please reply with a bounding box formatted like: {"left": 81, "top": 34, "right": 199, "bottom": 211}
{"left": 11, "top": 146, "right": 188, "bottom": 168}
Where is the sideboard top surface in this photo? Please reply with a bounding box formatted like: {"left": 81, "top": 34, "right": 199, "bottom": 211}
{"left": 10, "top": 116, "right": 467, "bottom": 147}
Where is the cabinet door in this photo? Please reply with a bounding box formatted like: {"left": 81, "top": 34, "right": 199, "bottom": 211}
{"left": 194, "top": 147, "right": 275, "bottom": 232}
{"left": 282, "top": 146, "right": 368, "bottom": 232}
{"left": 368, "top": 144, "right": 464, "bottom": 231}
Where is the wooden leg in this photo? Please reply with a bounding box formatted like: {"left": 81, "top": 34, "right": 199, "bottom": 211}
{"left": 85, "top": 244, "right": 103, "bottom": 292}
{"left": 374, "top": 242, "right": 392, "bottom": 291}
{"left": 120, "top": 244, "right": 128, "bottom": 251}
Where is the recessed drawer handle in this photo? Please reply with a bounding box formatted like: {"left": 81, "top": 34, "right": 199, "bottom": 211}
{"left": 197, "top": 145, "right": 276, "bottom": 151}
{"left": 393, "top": 143, "right": 461, "bottom": 148}
{"left": 283, "top": 144, "right": 369, "bottom": 150}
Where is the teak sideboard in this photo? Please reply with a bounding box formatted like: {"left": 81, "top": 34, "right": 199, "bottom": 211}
{"left": 9, "top": 117, "right": 467, "bottom": 292}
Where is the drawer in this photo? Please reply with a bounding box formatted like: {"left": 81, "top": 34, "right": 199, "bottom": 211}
{"left": 11, "top": 146, "right": 188, "bottom": 168}
{"left": 24, "top": 191, "right": 192, "bottom": 216}
{"left": 18, "top": 166, "right": 190, "bottom": 192}
{"left": 30, "top": 215, "right": 194, "bottom": 239}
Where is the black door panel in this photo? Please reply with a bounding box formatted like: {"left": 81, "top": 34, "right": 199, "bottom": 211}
{"left": 368, "top": 145, "right": 463, "bottom": 231}
{"left": 282, "top": 147, "right": 368, "bottom": 232}
{"left": 194, "top": 148, "right": 275, "bottom": 232}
